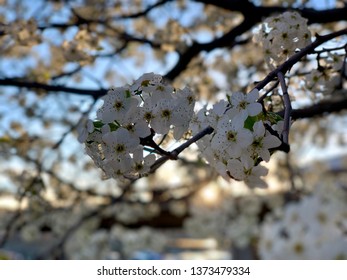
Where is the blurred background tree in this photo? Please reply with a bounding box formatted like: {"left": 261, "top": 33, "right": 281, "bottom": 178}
{"left": 0, "top": 0, "right": 346, "bottom": 259}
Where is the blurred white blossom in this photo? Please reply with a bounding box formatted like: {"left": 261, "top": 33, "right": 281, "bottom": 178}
{"left": 253, "top": 11, "right": 311, "bottom": 68}
{"left": 258, "top": 182, "right": 347, "bottom": 259}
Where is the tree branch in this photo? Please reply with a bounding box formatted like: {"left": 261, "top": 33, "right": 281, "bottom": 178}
{"left": 112, "top": 0, "right": 174, "bottom": 20}
{"left": 164, "top": 1, "right": 347, "bottom": 80}
{"left": 277, "top": 72, "right": 292, "bottom": 145}
{"left": 283, "top": 96, "right": 347, "bottom": 120}
{"left": 255, "top": 27, "right": 347, "bottom": 91}
{"left": 38, "top": 0, "right": 174, "bottom": 30}
{"left": 0, "top": 78, "right": 107, "bottom": 98}
{"left": 149, "top": 126, "right": 214, "bottom": 173}
{"left": 195, "top": 0, "right": 347, "bottom": 24}
{"left": 164, "top": 25, "right": 250, "bottom": 80}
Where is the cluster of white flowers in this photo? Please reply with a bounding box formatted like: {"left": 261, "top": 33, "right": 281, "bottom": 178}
{"left": 190, "top": 89, "right": 282, "bottom": 188}
{"left": 80, "top": 73, "right": 286, "bottom": 187}
{"left": 79, "top": 73, "right": 195, "bottom": 180}
{"left": 253, "top": 11, "right": 312, "bottom": 68}
{"left": 304, "top": 52, "right": 344, "bottom": 95}
{"left": 258, "top": 183, "right": 347, "bottom": 259}
{"left": 305, "top": 69, "right": 340, "bottom": 95}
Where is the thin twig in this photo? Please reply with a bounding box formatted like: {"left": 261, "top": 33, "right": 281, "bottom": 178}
{"left": 0, "top": 78, "right": 107, "bottom": 98}
{"left": 113, "top": 0, "right": 173, "bottom": 20}
{"left": 311, "top": 44, "right": 347, "bottom": 54}
{"left": 277, "top": 72, "right": 292, "bottom": 145}
{"left": 340, "top": 45, "right": 347, "bottom": 84}
{"left": 0, "top": 176, "right": 38, "bottom": 247}
{"left": 258, "top": 80, "right": 280, "bottom": 103}
{"left": 149, "top": 126, "right": 214, "bottom": 173}
{"left": 254, "top": 27, "right": 347, "bottom": 91}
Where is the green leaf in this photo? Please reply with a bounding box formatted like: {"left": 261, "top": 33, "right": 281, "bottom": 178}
{"left": 125, "top": 89, "right": 131, "bottom": 98}
{"left": 244, "top": 115, "right": 258, "bottom": 131}
{"left": 109, "top": 122, "right": 119, "bottom": 131}
{"left": 266, "top": 112, "right": 283, "bottom": 124}
{"left": 93, "top": 120, "right": 104, "bottom": 128}
{"left": 226, "top": 94, "right": 232, "bottom": 105}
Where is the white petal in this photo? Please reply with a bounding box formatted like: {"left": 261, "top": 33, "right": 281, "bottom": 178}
{"left": 247, "top": 88, "right": 259, "bottom": 102}
{"left": 173, "top": 124, "right": 187, "bottom": 140}
{"left": 133, "top": 147, "right": 144, "bottom": 162}
{"left": 259, "top": 149, "right": 271, "bottom": 162}
{"left": 213, "top": 100, "right": 228, "bottom": 115}
{"left": 211, "top": 133, "right": 225, "bottom": 150}
{"left": 253, "top": 121, "right": 265, "bottom": 137}
{"left": 226, "top": 143, "right": 242, "bottom": 158}
{"left": 102, "top": 131, "right": 116, "bottom": 145}
{"left": 135, "top": 120, "right": 151, "bottom": 138}
{"left": 227, "top": 159, "right": 246, "bottom": 180}
{"left": 231, "top": 92, "right": 244, "bottom": 106}
{"left": 237, "top": 129, "right": 253, "bottom": 148}
{"left": 144, "top": 154, "right": 156, "bottom": 166}
{"left": 264, "top": 134, "right": 281, "bottom": 149}
{"left": 247, "top": 103, "right": 262, "bottom": 116}
{"left": 215, "top": 161, "right": 230, "bottom": 180}
{"left": 253, "top": 165, "right": 268, "bottom": 177}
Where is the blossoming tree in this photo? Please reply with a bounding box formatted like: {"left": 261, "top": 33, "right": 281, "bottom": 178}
{"left": 0, "top": 0, "right": 346, "bottom": 259}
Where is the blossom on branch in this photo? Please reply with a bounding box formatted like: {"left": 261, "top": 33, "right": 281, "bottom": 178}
{"left": 253, "top": 11, "right": 312, "bottom": 68}
{"left": 79, "top": 73, "right": 195, "bottom": 180}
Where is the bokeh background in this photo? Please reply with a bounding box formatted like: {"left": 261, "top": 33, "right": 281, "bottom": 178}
{"left": 0, "top": 0, "right": 347, "bottom": 259}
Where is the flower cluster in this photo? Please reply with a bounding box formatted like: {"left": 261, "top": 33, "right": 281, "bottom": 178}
{"left": 304, "top": 52, "right": 344, "bottom": 95}
{"left": 79, "top": 73, "right": 283, "bottom": 187}
{"left": 190, "top": 88, "right": 282, "bottom": 188}
{"left": 253, "top": 11, "right": 311, "bottom": 68}
{"left": 258, "top": 182, "right": 347, "bottom": 259}
{"left": 79, "top": 73, "right": 195, "bottom": 180}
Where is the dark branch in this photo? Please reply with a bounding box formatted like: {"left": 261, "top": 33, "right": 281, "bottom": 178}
{"left": 149, "top": 126, "right": 214, "bottom": 173}
{"left": 0, "top": 78, "right": 107, "bottom": 98}
{"left": 39, "top": 0, "right": 173, "bottom": 30}
{"left": 255, "top": 27, "right": 347, "bottom": 91}
{"left": 164, "top": 28, "right": 249, "bottom": 80}
{"left": 195, "top": 0, "right": 347, "bottom": 24}
{"left": 277, "top": 96, "right": 347, "bottom": 120}
{"left": 164, "top": 0, "right": 347, "bottom": 80}
{"left": 113, "top": 0, "right": 174, "bottom": 20}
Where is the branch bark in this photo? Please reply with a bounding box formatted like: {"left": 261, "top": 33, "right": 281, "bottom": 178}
{"left": 0, "top": 78, "right": 107, "bottom": 98}
{"left": 283, "top": 97, "right": 347, "bottom": 120}
{"left": 164, "top": 1, "right": 347, "bottom": 80}
{"left": 254, "top": 27, "right": 347, "bottom": 91}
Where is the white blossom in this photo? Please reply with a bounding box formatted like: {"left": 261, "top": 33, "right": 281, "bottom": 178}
{"left": 253, "top": 11, "right": 311, "bottom": 68}
{"left": 77, "top": 119, "right": 94, "bottom": 143}
{"left": 131, "top": 147, "right": 156, "bottom": 177}
{"left": 102, "top": 128, "right": 140, "bottom": 159}
{"left": 229, "top": 89, "right": 262, "bottom": 117}
{"left": 97, "top": 87, "right": 138, "bottom": 123}
{"left": 258, "top": 182, "right": 347, "bottom": 259}
{"left": 227, "top": 157, "right": 268, "bottom": 188}
{"left": 248, "top": 121, "right": 281, "bottom": 162}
